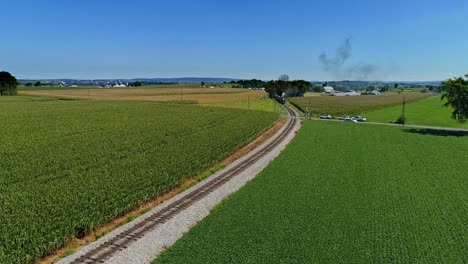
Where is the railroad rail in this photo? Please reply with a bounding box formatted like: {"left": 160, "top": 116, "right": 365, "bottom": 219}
{"left": 69, "top": 105, "right": 298, "bottom": 264}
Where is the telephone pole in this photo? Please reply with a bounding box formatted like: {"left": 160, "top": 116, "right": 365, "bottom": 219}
{"left": 402, "top": 96, "right": 406, "bottom": 127}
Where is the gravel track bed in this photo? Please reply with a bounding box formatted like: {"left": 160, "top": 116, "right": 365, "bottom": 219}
{"left": 59, "top": 109, "right": 301, "bottom": 264}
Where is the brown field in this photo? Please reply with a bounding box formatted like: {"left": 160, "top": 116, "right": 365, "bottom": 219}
{"left": 289, "top": 93, "right": 433, "bottom": 116}
{"left": 20, "top": 88, "right": 266, "bottom": 104}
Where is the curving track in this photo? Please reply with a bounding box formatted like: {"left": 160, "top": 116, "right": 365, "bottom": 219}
{"left": 64, "top": 105, "right": 298, "bottom": 264}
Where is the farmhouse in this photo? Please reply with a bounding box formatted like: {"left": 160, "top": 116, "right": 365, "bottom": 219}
{"left": 113, "top": 81, "right": 127, "bottom": 88}
{"left": 323, "top": 86, "right": 335, "bottom": 93}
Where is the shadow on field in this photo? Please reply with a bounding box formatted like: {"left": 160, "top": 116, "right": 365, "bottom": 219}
{"left": 403, "top": 128, "right": 468, "bottom": 137}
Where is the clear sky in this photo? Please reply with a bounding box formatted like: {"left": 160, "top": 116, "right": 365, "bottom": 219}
{"left": 1, "top": 0, "right": 467, "bottom": 81}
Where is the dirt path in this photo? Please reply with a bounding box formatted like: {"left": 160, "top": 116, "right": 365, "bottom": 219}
{"left": 308, "top": 117, "right": 468, "bottom": 132}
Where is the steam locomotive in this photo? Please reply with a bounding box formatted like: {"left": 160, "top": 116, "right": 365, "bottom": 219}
{"left": 275, "top": 94, "right": 286, "bottom": 104}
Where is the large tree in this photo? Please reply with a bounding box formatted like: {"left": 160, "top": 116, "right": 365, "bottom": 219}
{"left": 278, "top": 74, "right": 290, "bottom": 82}
{"left": 0, "top": 71, "right": 18, "bottom": 96}
{"left": 264, "top": 77, "right": 311, "bottom": 98}
{"left": 441, "top": 74, "right": 468, "bottom": 123}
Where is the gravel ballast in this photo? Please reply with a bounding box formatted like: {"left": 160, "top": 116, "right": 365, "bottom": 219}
{"left": 59, "top": 113, "right": 301, "bottom": 264}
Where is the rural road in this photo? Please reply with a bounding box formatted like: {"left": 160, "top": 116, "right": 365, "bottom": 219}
{"left": 58, "top": 106, "right": 301, "bottom": 264}
{"left": 305, "top": 117, "right": 468, "bottom": 132}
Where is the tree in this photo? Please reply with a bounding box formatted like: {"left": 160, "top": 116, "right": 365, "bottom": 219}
{"left": 131, "top": 81, "right": 143, "bottom": 87}
{"left": 231, "top": 79, "right": 266, "bottom": 89}
{"left": 34, "top": 81, "right": 41, "bottom": 87}
{"left": 25, "top": 82, "right": 33, "bottom": 87}
{"left": 312, "top": 86, "right": 323, "bottom": 93}
{"left": 201, "top": 81, "right": 205, "bottom": 87}
{"left": 0, "top": 71, "right": 18, "bottom": 96}
{"left": 278, "top": 74, "right": 290, "bottom": 82}
{"left": 290, "top": 80, "right": 311, "bottom": 96}
{"left": 266, "top": 79, "right": 307, "bottom": 97}
{"left": 366, "top": 86, "right": 375, "bottom": 92}
{"left": 380, "top": 85, "right": 390, "bottom": 92}
{"left": 441, "top": 74, "right": 468, "bottom": 123}
{"left": 264, "top": 80, "right": 279, "bottom": 98}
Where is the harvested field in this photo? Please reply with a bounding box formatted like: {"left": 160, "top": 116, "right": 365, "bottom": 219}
{"left": 20, "top": 88, "right": 266, "bottom": 104}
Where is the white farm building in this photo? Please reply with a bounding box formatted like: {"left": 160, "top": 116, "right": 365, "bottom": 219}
{"left": 323, "top": 86, "right": 335, "bottom": 93}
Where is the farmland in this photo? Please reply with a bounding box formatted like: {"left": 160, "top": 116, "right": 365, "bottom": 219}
{"left": 289, "top": 93, "right": 431, "bottom": 117}
{"left": 0, "top": 96, "right": 278, "bottom": 263}
{"left": 203, "top": 98, "right": 285, "bottom": 113}
{"left": 365, "top": 96, "right": 468, "bottom": 128}
{"left": 155, "top": 121, "right": 468, "bottom": 263}
{"left": 19, "top": 87, "right": 266, "bottom": 105}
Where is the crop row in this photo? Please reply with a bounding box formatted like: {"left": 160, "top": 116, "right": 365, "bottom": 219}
{"left": 155, "top": 121, "right": 468, "bottom": 263}
{"left": 0, "top": 98, "right": 278, "bottom": 263}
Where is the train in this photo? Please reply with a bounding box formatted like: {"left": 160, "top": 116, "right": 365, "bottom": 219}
{"left": 275, "top": 94, "right": 286, "bottom": 104}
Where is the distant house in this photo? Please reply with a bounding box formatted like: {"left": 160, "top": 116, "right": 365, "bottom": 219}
{"left": 323, "top": 86, "right": 335, "bottom": 93}
{"left": 369, "top": 90, "right": 381, "bottom": 95}
{"left": 113, "top": 81, "right": 127, "bottom": 88}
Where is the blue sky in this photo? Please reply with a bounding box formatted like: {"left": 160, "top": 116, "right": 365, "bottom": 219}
{"left": 1, "top": 0, "right": 467, "bottom": 81}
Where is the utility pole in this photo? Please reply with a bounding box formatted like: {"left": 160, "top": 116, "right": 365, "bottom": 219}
{"left": 402, "top": 96, "right": 406, "bottom": 127}
{"left": 274, "top": 97, "right": 276, "bottom": 113}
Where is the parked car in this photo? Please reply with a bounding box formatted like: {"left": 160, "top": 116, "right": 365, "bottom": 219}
{"left": 339, "top": 116, "right": 350, "bottom": 120}
{"left": 320, "top": 115, "right": 332, "bottom": 119}
{"left": 351, "top": 116, "right": 367, "bottom": 122}
{"left": 345, "top": 118, "right": 358, "bottom": 123}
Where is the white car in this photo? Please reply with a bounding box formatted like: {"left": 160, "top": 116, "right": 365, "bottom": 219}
{"left": 338, "top": 116, "right": 350, "bottom": 120}
{"left": 320, "top": 115, "right": 332, "bottom": 119}
{"left": 351, "top": 116, "right": 367, "bottom": 122}
{"left": 344, "top": 118, "right": 357, "bottom": 123}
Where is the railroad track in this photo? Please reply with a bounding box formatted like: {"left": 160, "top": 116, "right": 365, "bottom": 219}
{"left": 70, "top": 105, "right": 298, "bottom": 264}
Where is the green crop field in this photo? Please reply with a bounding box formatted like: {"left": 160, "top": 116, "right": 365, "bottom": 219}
{"left": 289, "top": 93, "right": 431, "bottom": 117}
{"left": 303, "top": 92, "right": 323, "bottom": 97}
{"left": 155, "top": 121, "right": 468, "bottom": 263}
{"left": 0, "top": 96, "right": 277, "bottom": 263}
{"left": 365, "top": 96, "right": 468, "bottom": 128}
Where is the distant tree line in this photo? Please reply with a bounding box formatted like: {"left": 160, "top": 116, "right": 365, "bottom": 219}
{"left": 128, "top": 81, "right": 181, "bottom": 87}
{"left": 129, "top": 81, "right": 143, "bottom": 87}
{"left": 22, "top": 81, "right": 43, "bottom": 87}
{"left": 229, "top": 75, "right": 312, "bottom": 97}
{"left": 229, "top": 79, "right": 266, "bottom": 89}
